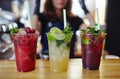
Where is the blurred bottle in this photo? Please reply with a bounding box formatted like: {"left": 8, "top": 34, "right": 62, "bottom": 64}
{"left": 0, "top": 22, "right": 18, "bottom": 33}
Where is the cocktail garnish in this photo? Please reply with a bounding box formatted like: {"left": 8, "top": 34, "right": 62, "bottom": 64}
{"left": 10, "top": 27, "right": 36, "bottom": 34}
{"left": 10, "top": 28, "right": 19, "bottom": 34}
{"left": 81, "top": 27, "right": 104, "bottom": 35}
{"left": 47, "top": 26, "right": 73, "bottom": 47}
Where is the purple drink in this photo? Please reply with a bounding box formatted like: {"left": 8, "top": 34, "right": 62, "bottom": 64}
{"left": 81, "top": 33, "right": 105, "bottom": 70}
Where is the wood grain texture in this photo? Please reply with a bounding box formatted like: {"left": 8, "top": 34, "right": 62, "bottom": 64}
{"left": 0, "top": 59, "right": 120, "bottom": 79}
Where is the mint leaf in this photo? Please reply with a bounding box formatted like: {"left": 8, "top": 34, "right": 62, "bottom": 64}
{"left": 81, "top": 27, "right": 105, "bottom": 35}
{"left": 87, "top": 27, "right": 95, "bottom": 34}
{"left": 89, "top": 28, "right": 95, "bottom": 34}
{"left": 63, "top": 26, "right": 72, "bottom": 34}
{"left": 10, "top": 28, "right": 18, "bottom": 34}
{"left": 98, "top": 30, "right": 104, "bottom": 34}
{"left": 56, "top": 40, "right": 64, "bottom": 47}
{"left": 81, "top": 29, "right": 86, "bottom": 33}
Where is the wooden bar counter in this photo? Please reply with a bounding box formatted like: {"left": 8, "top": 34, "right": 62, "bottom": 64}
{"left": 0, "top": 59, "right": 120, "bottom": 79}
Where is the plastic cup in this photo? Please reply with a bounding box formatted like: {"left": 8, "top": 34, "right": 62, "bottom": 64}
{"left": 81, "top": 33, "right": 105, "bottom": 70}
{"left": 47, "top": 33, "right": 72, "bottom": 72}
{"left": 12, "top": 33, "right": 39, "bottom": 72}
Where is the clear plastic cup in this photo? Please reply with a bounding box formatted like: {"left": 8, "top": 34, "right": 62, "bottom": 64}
{"left": 81, "top": 33, "right": 105, "bottom": 70}
{"left": 12, "top": 33, "right": 38, "bottom": 72}
{"left": 47, "top": 33, "right": 72, "bottom": 72}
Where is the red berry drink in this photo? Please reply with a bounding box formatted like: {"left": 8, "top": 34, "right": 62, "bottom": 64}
{"left": 81, "top": 32, "right": 105, "bottom": 70}
{"left": 12, "top": 27, "right": 39, "bottom": 72}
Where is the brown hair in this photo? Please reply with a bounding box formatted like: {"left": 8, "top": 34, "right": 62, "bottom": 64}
{"left": 43, "top": 0, "right": 74, "bottom": 21}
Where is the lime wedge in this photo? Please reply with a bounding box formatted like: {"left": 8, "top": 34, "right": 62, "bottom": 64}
{"left": 50, "top": 27, "right": 62, "bottom": 34}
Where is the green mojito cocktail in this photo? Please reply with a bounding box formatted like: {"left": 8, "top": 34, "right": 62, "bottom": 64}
{"left": 47, "top": 27, "right": 73, "bottom": 72}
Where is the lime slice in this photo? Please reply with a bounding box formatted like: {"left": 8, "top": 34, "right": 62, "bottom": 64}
{"left": 47, "top": 33, "right": 56, "bottom": 41}
{"left": 52, "top": 34, "right": 65, "bottom": 40}
{"left": 50, "top": 27, "right": 62, "bottom": 34}
{"left": 82, "top": 38, "right": 90, "bottom": 45}
{"left": 49, "top": 27, "right": 65, "bottom": 40}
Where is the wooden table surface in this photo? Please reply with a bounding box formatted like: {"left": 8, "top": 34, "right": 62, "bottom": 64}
{"left": 0, "top": 59, "right": 120, "bottom": 79}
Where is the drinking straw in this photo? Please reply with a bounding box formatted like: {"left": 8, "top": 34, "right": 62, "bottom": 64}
{"left": 26, "top": 0, "right": 32, "bottom": 27}
{"left": 95, "top": 8, "right": 100, "bottom": 30}
{"left": 63, "top": 9, "right": 67, "bottom": 29}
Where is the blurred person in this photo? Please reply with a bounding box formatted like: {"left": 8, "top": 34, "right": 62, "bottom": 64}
{"left": 32, "top": 0, "right": 93, "bottom": 58}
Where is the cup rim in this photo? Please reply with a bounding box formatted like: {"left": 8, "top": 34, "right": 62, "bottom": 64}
{"left": 46, "top": 33, "right": 73, "bottom": 35}
{"left": 80, "top": 32, "right": 107, "bottom": 36}
{"left": 11, "top": 33, "right": 39, "bottom": 36}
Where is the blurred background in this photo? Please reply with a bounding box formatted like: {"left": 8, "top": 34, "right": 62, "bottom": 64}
{"left": 1, "top": 0, "right": 118, "bottom": 60}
